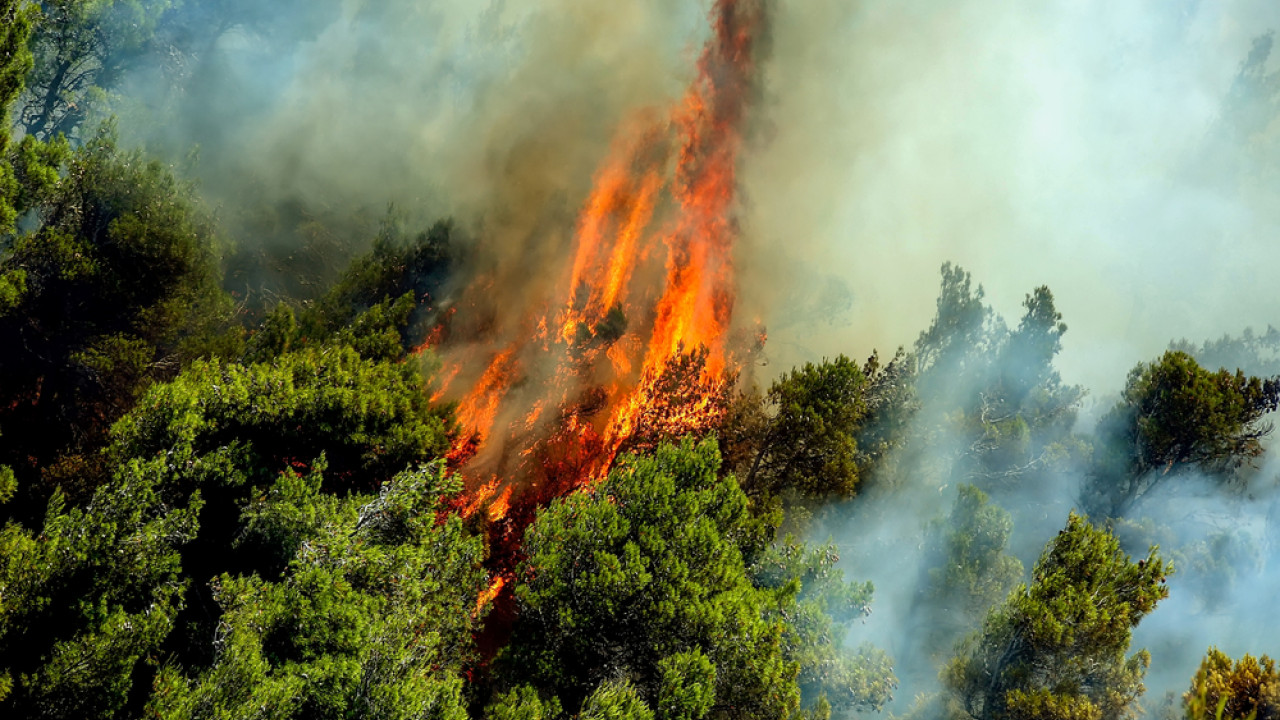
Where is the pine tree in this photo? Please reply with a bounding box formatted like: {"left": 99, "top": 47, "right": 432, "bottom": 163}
{"left": 1088, "top": 351, "right": 1280, "bottom": 517}
{"left": 1185, "top": 649, "right": 1280, "bottom": 720}
{"left": 943, "top": 513, "right": 1169, "bottom": 720}
{"left": 498, "top": 438, "right": 894, "bottom": 719}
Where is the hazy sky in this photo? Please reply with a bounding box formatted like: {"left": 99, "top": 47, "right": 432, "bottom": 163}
{"left": 135, "top": 0, "right": 1280, "bottom": 396}
{"left": 742, "top": 0, "right": 1280, "bottom": 397}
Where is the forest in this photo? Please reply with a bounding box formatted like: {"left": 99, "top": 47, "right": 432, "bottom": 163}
{"left": 2, "top": 1, "right": 1280, "bottom": 720}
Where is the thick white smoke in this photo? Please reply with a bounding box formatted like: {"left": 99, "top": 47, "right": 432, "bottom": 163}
{"left": 743, "top": 0, "right": 1280, "bottom": 398}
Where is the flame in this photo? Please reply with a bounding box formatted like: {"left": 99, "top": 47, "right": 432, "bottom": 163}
{"left": 606, "top": 338, "right": 636, "bottom": 376}
{"left": 559, "top": 125, "right": 667, "bottom": 346}
{"left": 488, "top": 486, "right": 513, "bottom": 522}
{"left": 448, "top": 346, "right": 520, "bottom": 463}
{"left": 476, "top": 575, "right": 506, "bottom": 614}
{"left": 438, "top": 0, "right": 768, "bottom": 584}
{"left": 598, "top": 0, "right": 762, "bottom": 459}
{"left": 429, "top": 364, "right": 462, "bottom": 405}
{"left": 461, "top": 477, "right": 499, "bottom": 518}
{"left": 414, "top": 307, "right": 456, "bottom": 355}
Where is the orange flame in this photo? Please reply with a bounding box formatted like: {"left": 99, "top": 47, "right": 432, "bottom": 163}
{"left": 476, "top": 575, "right": 506, "bottom": 614}
{"left": 429, "top": 364, "right": 462, "bottom": 405}
{"left": 448, "top": 346, "right": 520, "bottom": 463}
{"left": 461, "top": 477, "right": 500, "bottom": 518}
{"left": 439, "top": 0, "right": 768, "bottom": 560}
{"left": 488, "top": 486, "right": 513, "bottom": 522}
{"left": 599, "top": 0, "right": 762, "bottom": 458}
{"left": 559, "top": 124, "right": 667, "bottom": 346}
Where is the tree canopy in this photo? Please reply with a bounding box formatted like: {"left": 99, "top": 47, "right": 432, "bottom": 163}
{"left": 1184, "top": 648, "right": 1280, "bottom": 720}
{"left": 740, "top": 355, "right": 870, "bottom": 503}
{"left": 943, "top": 513, "right": 1169, "bottom": 720}
{"left": 497, "top": 438, "right": 894, "bottom": 720}
{"left": 0, "top": 343, "right": 460, "bottom": 718}
{"left": 1088, "top": 350, "right": 1280, "bottom": 517}
{"left": 0, "top": 124, "right": 233, "bottom": 518}
{"left": 0, "top": 0, "right": 36, "bottom": 232}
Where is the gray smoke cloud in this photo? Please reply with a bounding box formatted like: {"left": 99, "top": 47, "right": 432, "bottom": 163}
{"left": 742, "top": 0, "right": 1280, "bottom": 398}
{"left": 116, "top": 0, "right": 715, "bottom": 299}
{"left": 115, "top": 0, "right": 1280, "bottom": 393}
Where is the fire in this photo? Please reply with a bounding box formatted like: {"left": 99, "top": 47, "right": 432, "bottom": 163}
{"left": 606, "top": 338, "right": 636, "bottom": 376}
{"left": 594, "top": 0, "right": 763, "bottom": 464}
{"left": 475, "top": 575, "right": 506, "bottom": 614}
{"left": 448, "top": 346, "right": 520, "bottom": 464}
{"left": 435, "top": 0, "right": 769, "bottom": 591}
{"left": 461, "top": 477, "right": 500, "bottom": 518}
{"left": 429, "top": 364, "right": 461, "bottom": 404}
{"left": 559, "top": 121, "right": 668, "bottom": 347}
{"left": 414, "top": 306, "right": 455, "bottom": 355}
{"left": 487, "top": 486, "right": 513, "bottom": 522}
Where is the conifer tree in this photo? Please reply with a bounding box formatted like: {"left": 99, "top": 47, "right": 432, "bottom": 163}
{"left": 0, "top": 0, "right": 36, "bottom": 233}
{"left": 499, "top": 438, "right": 895, "bottom": 719}
{"left": 1089, "top": 350, "right": 1280, "bottom": 517}
{"left": 1185, "top": 649, "right": 1280, "bottom": 720}
{"left": 943, "top": 513, "right": 1169, "bottom": 720}
{"left": 917, "top": 485, "right": 1024, "bottom": 656}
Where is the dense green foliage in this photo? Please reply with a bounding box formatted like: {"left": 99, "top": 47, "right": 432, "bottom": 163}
{"left": 720, "top": 348, "right": 919, "bottom": 516}
{"left": 148, "top": 464, "right": 486, "bottom": 720}
{"left": 943, "top": 514, "right": 1169, "bottom": 720}
{"left": 498, "top": 438, "right": 895, "bottom": 720}
{"left": 1087, "top": 350, "right": 1280, "bottom": 517}
{"left": 0, "top": 0, "right": 36, "bottom": 233}
{"left": 741, "top": 355, "right": 869, "bottom": 501}
{"left": 1184, "top": 649, "right": 1280, "bottom": 720}
{"left": 110, "top": 347, "right": 451, "bottom": 491}
{"left": 0, "top": 344, "right": 462, "bottom": 718}
{"left": 1112, "top": 351, "right": 1279, "bottom": 475}
{"left": 0, "top": 125, "right": 232, "bottom": 518}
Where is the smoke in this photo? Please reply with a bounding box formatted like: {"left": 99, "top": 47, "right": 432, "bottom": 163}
{"left": 1123, "top": 464, "right": 1280, "bottom": 707}
{"left": 806, "top": 319, "right": 1280, "bottom": 715}
{"left": 741, "top": 0, "right": 1280, "bottom": 396}
{"left": 117, "top": 0, "right": 715, "bottom": 298}
{"left": 113, "top": 0, "right": 1280, "bottom": 388}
